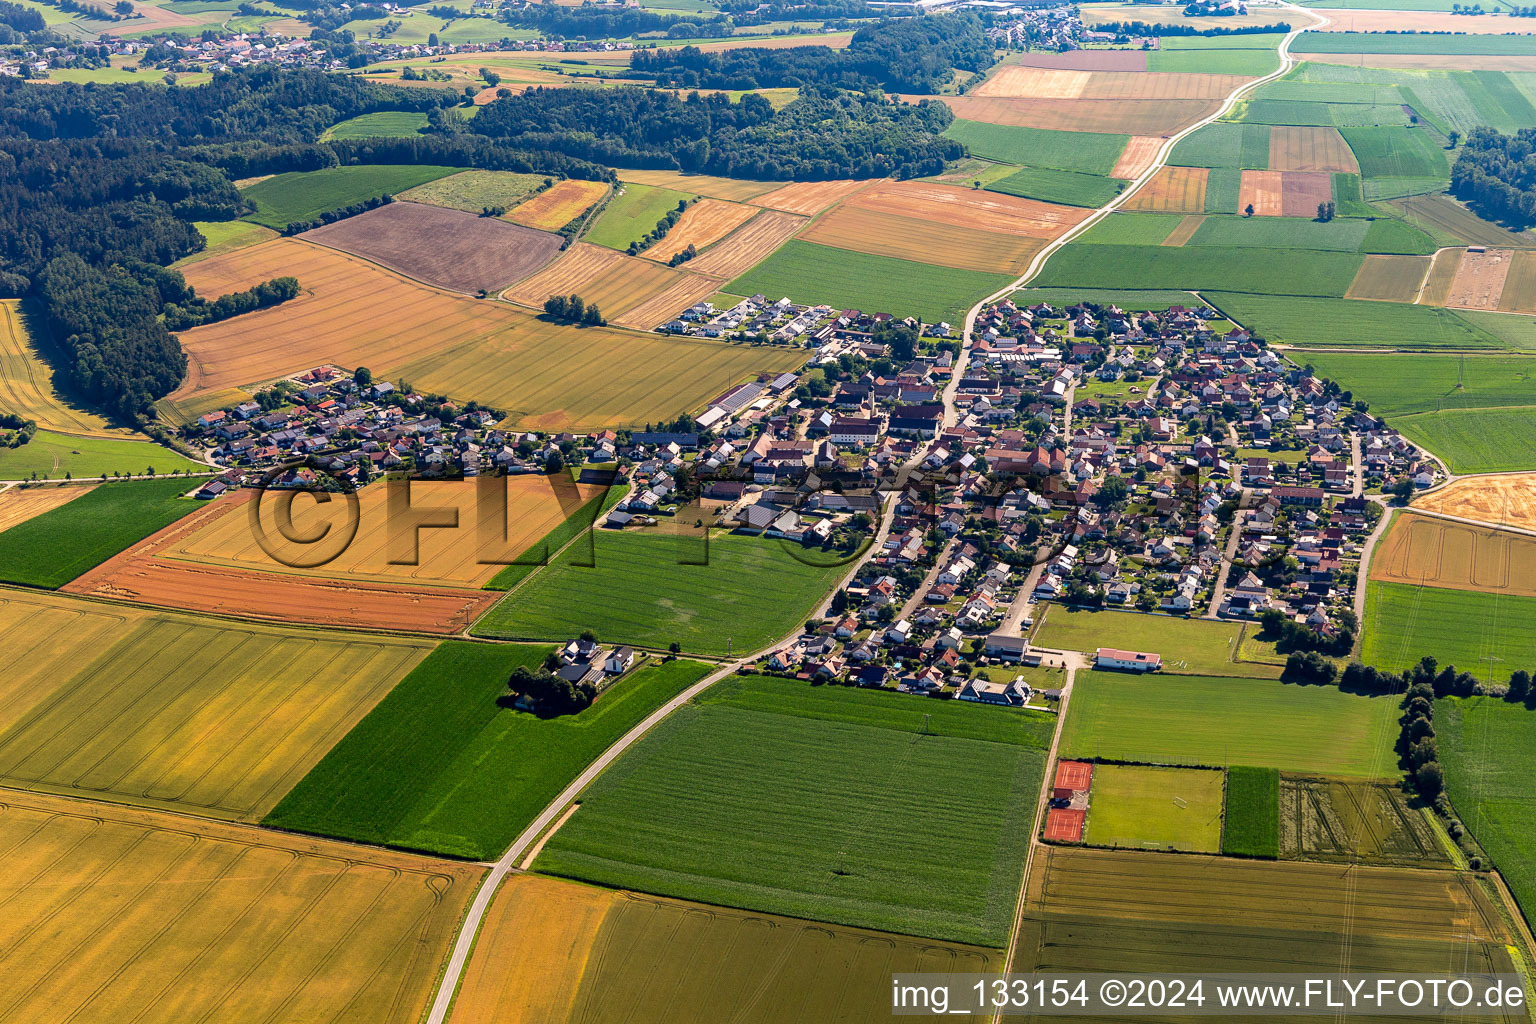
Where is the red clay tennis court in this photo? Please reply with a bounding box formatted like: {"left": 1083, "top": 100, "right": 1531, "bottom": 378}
{"left": 1053, "top": 760, "right": 1093, "bottom": 799}
{"left": 1045, "top": 807, "right": 1086, "bottom": 843}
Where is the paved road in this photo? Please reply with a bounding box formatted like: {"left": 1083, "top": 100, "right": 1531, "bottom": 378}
{"left": 997, "top": 552, "right": 1047, "bottom": 636}
{"left": 894, "top": 535, "right": 959, "bottom": 623}
{"left": 1204, "top": 509, "right": 1249, "bottom": 620}
{"left": 1351, "top": 430, "right": 1364, "bottom": 498}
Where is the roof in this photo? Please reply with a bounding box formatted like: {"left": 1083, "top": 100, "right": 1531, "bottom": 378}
{"left": 1096, "top": 648, "right": 1161, "bottom": 665}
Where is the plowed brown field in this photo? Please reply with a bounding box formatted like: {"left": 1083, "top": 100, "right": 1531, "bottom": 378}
{"left": 0, "top": 482, "right": 97, "bottom": 534}
{"left": 1445, "top": 247, "right": 1514, "bottom": 310}
{"left": 1111, "top": 135, "right": 1165, "bottom": 179}
{"left": 506, "top": 179, "right": 609, "bottom": 231}
{"left": 685, "top": 210, "right": 807, "bottom": 278}
{"left": 1238, "top": 169, "right": 1332, "bottom": 217}
{"left": 1269, "top": 125, "right": 1360, "bottom": 172}
{"left": 1124, "top": 166, "right": 1208, "bottom": 214}
{"left": 751, "top": 179, "right": 871, "bottom": 215}
{"left": 642, "top": 199, "right": 758, "bottom": 263}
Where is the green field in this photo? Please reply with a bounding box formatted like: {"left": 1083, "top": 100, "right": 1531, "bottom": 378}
{"left": 1361, "top": 218, "right": 1438, "bottom": 255}
{"left": 1205, "top": 293, "right": 1505, "bottom": 349}
{"left": 1060, "top": 670, "right": 1401, "bottom": 778}
{"left": 1295, "top": 33, "right": 1536, "bottom": 56}
{"left": 1304, "top": 352, "right": 1536, "bottom": 416}
{"left": 1033, "top": 244, "right": 1363, "bottom": 297}
{"left": 1013, "top": 287, "right": 1206, "bottom": 311}
{"left": 474, "top": 528, "right": 848, "bottom": 655}
{"left": 241, "top": 165, "right": 460, "bottom": 229}
{"left": 0, "top": 476, "right": 210, "bottom": 588}
{"left": 1223, "top": 765, "right": 1281, "bottom": 858}
{"left": 1032, "top": 605, "right": 1280, "bottom": 678}
{"left": 396, "top": 168, "right": 548, "bottom": 214}
{"left": 174, "top": 220, "right": 277, "bottom": 267}
{"left": 1390, "top": 407, "right": 1536, "bottom": 473}
{"left": 536, "top": 676, "right": 1055, "bottom": 946}
{"left": 265, "top": 644, "right": 710, "bottom": 860}
{"left": 727, "top": 241, "right": 1012, "bottom": 326}
{"left": 319, "top": 110, "right": 429, "bottom": 141}
{"left": 1340, "top": 126, "right": 1450, "bottom": 182}
{"left": 585, "top": 182, "right": 696, "bottom": 250}
{"left": 1083, "top": 764, "right": 1224, "bottom": 853}
{"left": 1186, "top": 215, "right": 1370, "bottom": 252}
{"left": 941, "top": 120, "right": 1128, "bottom": 175}
{"left": 987, "top": 167, "right": 1126, "bottom": 208}
{"left": 1363, "top": 581, "right": 1536, "bottom": 679}
{"left": 485, "top": 484, "right": 628, "bottom": 591}
{"left": 1149, "top": 41, "right": 1281, "bottom": 77}
{"left": 1169, "top": 121, "right": 1271, "bottom": 170}
{"left": 1437, "top": 697, "right": 1536, "bottom": 921}
{"left": 1077, "top": 213, "right": 1190, "bottom": 246}
{"left": 0, "top": 431, "right": 207, "bottom": 480}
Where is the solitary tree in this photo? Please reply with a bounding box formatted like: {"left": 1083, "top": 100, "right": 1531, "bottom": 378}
{"left": 1448, "top": 130, "right": 1461, "bottom": 148}
{"left": 1244, "top": 203, "right": 1255, "bottom": 217}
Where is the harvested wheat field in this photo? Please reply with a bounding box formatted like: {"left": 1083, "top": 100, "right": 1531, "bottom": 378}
{"left": 0, "top": 482, "right": 97, "bottom": 534}
{"left": 614, "top": 274, "right": 720, "bottom": 329}
{"left": 1496, "top": 250, "right": 1536, "bottom": 314}
{"left": 1010, "top": 49, "right": 1147, "bottom": 72}
{"left": 1371, "top": 511, "right": 1536, "bottom": 598}
{"left": 751, "top": 179, "right": 871, "bottom": 216}
{"left": 504, "top": 242, "right": 702, "bottom": 320}
{"left": 506, "top": 179, "right": 609, "bottom": 231}
{"left": 685, "top": 210, "right": 807, "bottom": 278}
{"left": 610, "top": 169, "right": 779, "bottom": 202}
{"left": 936, "top": 95, "right": 1221, "bottom": 136}
{"left": 1446, "top": 248, "right": 1514, "bottom": 310}
{"left": 1319, "top": 9, "right": 1532, "bottom": 33}
{"left": 302, "top": 201, "right": 562, "bottom": 294}
{"left": 170, "top": 239, "right": 515, "bottom": 400}
{"left": 1238, "top": 169, "right": 1333, "bottom": 218}
{"left": 0, "top": 301, "right": 131, "bottom": 438}
{"left": 1308, "top": 53, "right": 1536, "bottom": 73}
{"left": 1269, "top": 126, "right": 1359, "bottom": 173}
{"left": 973, "top": 68, "right": 1248, "bottom": 101}
{"left": 0, "top": 592, "right": 429, "bottom": 819}
{"left": 849, "top": 180, "right": 1089, "bottom": 238}
{"left": 1346, "top": 255, "right": 1431, "bottom": 303}
{"left": 390, "top": 308, "right": 807, "bottom": 432}
{"left": 1111, "top": 136, "right": 1165, "bottom": 180}
{"left": 1162, "top": 216, "right": 1206, "bottom": 247}
{"left": 802, "top": 205, "right": 1045, "bottom": 274}
{"left": 1420, "top": 247, "right": 1465, "bottom": 306}
{"left": 642, "top": 199, "right": 758, "bottom": 263}
{"left": 1417, "top": 475, "right": 1536, "bottom": 533}
{"left": 1124, "top": 166, "right": 1208, "bottom": 214}
{"left": 0, "top": 788, "right": 482, "bottom": 1024}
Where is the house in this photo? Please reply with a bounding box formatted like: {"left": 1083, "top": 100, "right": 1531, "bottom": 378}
{"left": 1095, "top": 647, "right": 1162, "bottom": 672}
{"left": 1274, "top": 485, "right": 1325, "bottom": 507}
{"left": 957, "top": 679, "right": 1030, "bottom": 706}
{"left": 887, "top": 404, "right": 944, "bottom": 439}
{"left": 603, "top": 646, "right": 635, "bottom": 674}
{"left": 983, "top": 633, "right": 1030, "bottom": 662}
{"left": 829, "top": 417, "right": 881, "bottom": 447}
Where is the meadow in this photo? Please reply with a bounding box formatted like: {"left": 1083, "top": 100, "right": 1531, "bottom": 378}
{"left": 0, "top": 299, "right": 130, "bottom": 438}
{"left": 0, "top": 789, "right": 482, "bottom": 1024}
{"left": 727, "top": 240, "right": 1013, "bottom": 326}
{"left": 1203, "top": 292, "right": 1506, "bottom": 349}
{"left": 0, "top": 429, "right": 206, "bottom": 480}
{"left": 397, "top": 168, "right": 548, "bottom": 213}
{"left": 1032, "top": 244, "right": 1363, "bottom": 297}
{"left": 585, "top": 181, "right": 694, "bottom": 250}
{"left": 536, "top": 676, "right": 1055, "bottom": 946}
{"left": 1222, "top": 765, "right": 1280, "bottom": 858}
{"left": 1058, "top": 671, "right": 1401, "bottom": 778}
{"left": 175, "top": 220, "right": 277, "bottom": 266}
{"left": 940, "top": 120, "right": 1129, "bottom": 174}
{"left": 1396, "top": 408, "right": 1536, "bottom": 473}
{"left": 1083, "top": 764, "right": 1224, "bottom": 853}
{"left": 319, "top": 110, "right": 428, "bottom": 140}
{"left": 266, "top": 644, "right": 710, "bottom": 860}
{"left": 474, "top": 529, "right": 847, "bottom": 655}
{"left": 0, "top": 476, "right": 208, "bottom": 588}
{"left": 240, "top": 165, "right": 460, "bottom": 229}
{"left": 1362, "top": 580, "right": 1536, "bottom": 678}
{"left": 1437, "top": 697, "right": 1536, "bottom": 919}
{"left": 987, "top": 166, "right": 1126, "bottom": 208}
{"left": 1032, "top": 604, "right": 1280, "bottom": 678}
{"left": 1304, "top": 352, "right": 1536, "bottom": 416}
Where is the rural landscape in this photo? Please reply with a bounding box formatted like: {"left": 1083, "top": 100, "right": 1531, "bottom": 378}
{"left": 8, "top": 0, "right": 1536, "bottom": 1019}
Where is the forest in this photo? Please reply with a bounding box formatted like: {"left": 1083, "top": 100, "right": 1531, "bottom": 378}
{"left": 1450, "top": 127, "right": 1536, "bottom": 229}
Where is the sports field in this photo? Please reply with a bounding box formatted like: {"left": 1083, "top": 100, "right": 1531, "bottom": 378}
{"left": 1416, "top": 474, "right": 1536, "bottom": 533}
{"left": 1362, "top": 580, "right": 1536, "bottom": 679}
{"left": 1437, "top": 697, "right": 1536, "bottom": 920}
{"left": 536, "top": 676, "right": 1055, "bottom": 946}
{"left": 727, "top": 240, "right": 1013, "bottom": 326}
{"left": 474, "top": 529, "right": 847, "bottom": 655}
{"left": 1058, "top": 671, "right": 1400, "bottom": 778}
{"left": 449, "top": 874, "right": 999, "bottom": 1024}
{"left": 268, "top": 644, "right": 709, "bottom": 859}
{"left": 1032, "top": 604, "right": 1280, "bottom": 678}
{"left": 0, "top": 788, "right": 481, "bottom": 1024}
{"left": 1083, "top": 764, "right": 1223, "bottom": 853}
{"left": 1370, "top": 511, "right": 1536, "bottom": 599}
{"left": 240, "top": 164, "right": 459, "bottom": 229}
{"left": 0, "top": 594, "right": 428, "bottom": 819}
{"left": 1223, "top": 765, "right": 1280, "bottom": 858}
{"left": 397, "top": 169, "right": 548, "bottom": 213}
{"left": 0, "top": 299, "right": 131, "bottom": 438}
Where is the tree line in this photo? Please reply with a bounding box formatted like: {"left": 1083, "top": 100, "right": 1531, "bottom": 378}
{"left": 1450, "top": 126, "right": 1536, "bottom": 230}
{"left": 162, "top": 276, "right": 300, "bottom": 330}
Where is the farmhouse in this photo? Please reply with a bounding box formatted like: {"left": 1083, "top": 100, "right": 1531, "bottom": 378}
{"left": 1095, "top": 648, "right": 1161, "bottom": 672}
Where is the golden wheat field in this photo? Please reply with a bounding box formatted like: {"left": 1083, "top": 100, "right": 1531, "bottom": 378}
{"left": 0, "top": 482, "right": 98, "bottom": 533}
{"left": 684, "top": 210, "right": 807, "bottom": 279}
{"left": 1370, "top": 511, "right": 1536, "bottom": 598}
{"left": 750, "top": 179, "right": 871, "bottom": 215}
{"left": 802, "top": 205, "right": 1045, "bottom": 274}
{"left": 641, "top": 199, "right": 758, "bottom": 263}
{"left": 0, "top": 300, "right": 131, "bottom": 438}
{"left": 1346, "top": 255, "right": 1432, "bottom": 303}
{"left": 1123, "top": 166, "right": 1209, "bottom": 214}
{"left": 506, "top": 179, "right": 610, "bottom": 231}
{"left": 1416, "top": 475, "right": 1536, "bottom": 532}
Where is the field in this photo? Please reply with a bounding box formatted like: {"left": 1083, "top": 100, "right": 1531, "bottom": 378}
{"left": 1083, "top": 764, "right": 1224, "bottom": 853}
{"left": 267, "top": 645, "right": 710, "bottom": 859}
{"left": 1238, "top": 169, "right": 1335, "bottom": 218}
{"left": 684, "top": 210, "right": 806, "bottom": 278}
{"left": 0, "top": 788, "right": 482, "bottom": 1024}
{"left": 1362, "top": 580, "right": 1536, "bottom": 678}
{"left": 1388, "top": 193, "right": 1536, "bottom": 249}
{"left": 1437, "top": 696, "right": 1536, "bottom": 921}
{"left": 1222, "top": 765, "right": 1280, "bottom": 858}
{"left": 1123, "top": 166, "right": 1208, "bottom": 214}
{"left": 1297, "top": 28, "right": 1536, "bottom": 52}
{"left": 319, "top": 109, "right": 428, "bottom": 140}
{"left": 449, "top": 874, "right": 999, "bottom": 1024}
{"left": 175, "top": 220, "right": 278, "bottom": 266}
{"left": 504, "top": 241, "right": 714, "bottom": 326}
{"left": 1111, "top": 135, "right": 1165, "bottom": 179}
{"left": 940, "top": 120, "right": 1129, "bottom": 174}
{"left": 505, "top": 178, "right": 609, "bottom": 231}
{"left": 1032, "top": 604, "right": 1280, "bottom": 677}
{"left": 1395, "top": 407, "right": 1536, "bottom": 473}
{"left": 750, "top": 178, "right": 871, "bottom": 215}
{"left": 397, "top": 168, "right": 549, "bottom": 213}
{"left": 1308, "top": 352, "right": 1536, "bottom": 419}
{"left": 972, "top": 67, "right": 1250, "bottom": 102}
{"left": 801, "top": 205, "right": 1047, "bottom": 275}
{"left": 1015, "top": 845, "right": 1518, "bottom": 991}
{"left": 1187, "top": 214, "right": 1369, "bottom": 251}
{"left": 240, "top": 164, "right": 459, "bottom": 229}
{"left": 1339, "top": 125, "right": 1449, "bottom": 181}
{"left": 302, "top": 201, "right": 562, "bottom": 294}
{"left": 1149, "top": 39, "right": 1281, "bottom": 77}
{"left": 536, "top": 676, "right": 1055, "bottom": 946}
{"left": 0, "top": 299, "right": 132, "bottom": 438}
{"left": 1269, "top": 124, "right": 1361, "bottom": 171}
{"left": 1279, "top": 775, "right": 1448, "bottom": 866}
{"left": 1170, "top": 120, "right": 1272, "bottom": 170}
{"left": 937, "top": 94, "right": 1222, "bottom": 137}
{"left": 1080, "top": 0, "right": 1293, "bottom": 28}
{"left": 473, "top": 529, "right": 847, "bottom": 655}
{"left": 611, "top": 168, "right": 778, "bottom": 202}
{"left": 585, "top": 181, "right": 694, "bottom": 250}
{"left": 1346, "top": 254, "right": 1431, "bottom": 301}
{"left": 1418, "top": 474, "right": 1536, "bottom": 532}
{"left": 987, "top": 167, "right": 1125, "bottom": 208}
{"left": 0, "top": 592, "right": 428, "bottom": 819}
{"left": 727, "top": 240, "right": 1013, "bottom": 326}
{"left": 0, "top": 429, "right": 206, "bottom": 480}
{"left": 1203, "top": 292, "right": 1506, "bottom": 349}
{"left": 0, "top": 482, "right": 96, "bottom": 533}
{"left": 1447, "top": 247, "right": 1515, "bottom": 310}
{"left": 1034, "top": 244, "right": 1363, "bottom": 296}
{"left": 641, "top": 198, "right": 757, "bottom": 263}
{"left": 1361, "top": 217, "right": 1438, "bottom": 255}
{"left": 1014, "top": 287, "right": 1205, "bottom": 310}
{"left": 1371, "top": 511, "right": 1536, "bottom": 599}
{"left": 0, "top": 476, "right": 210, "bottom": 588}
{"left": 1058, "top": 670, "right": 1401, "bottom": 778}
